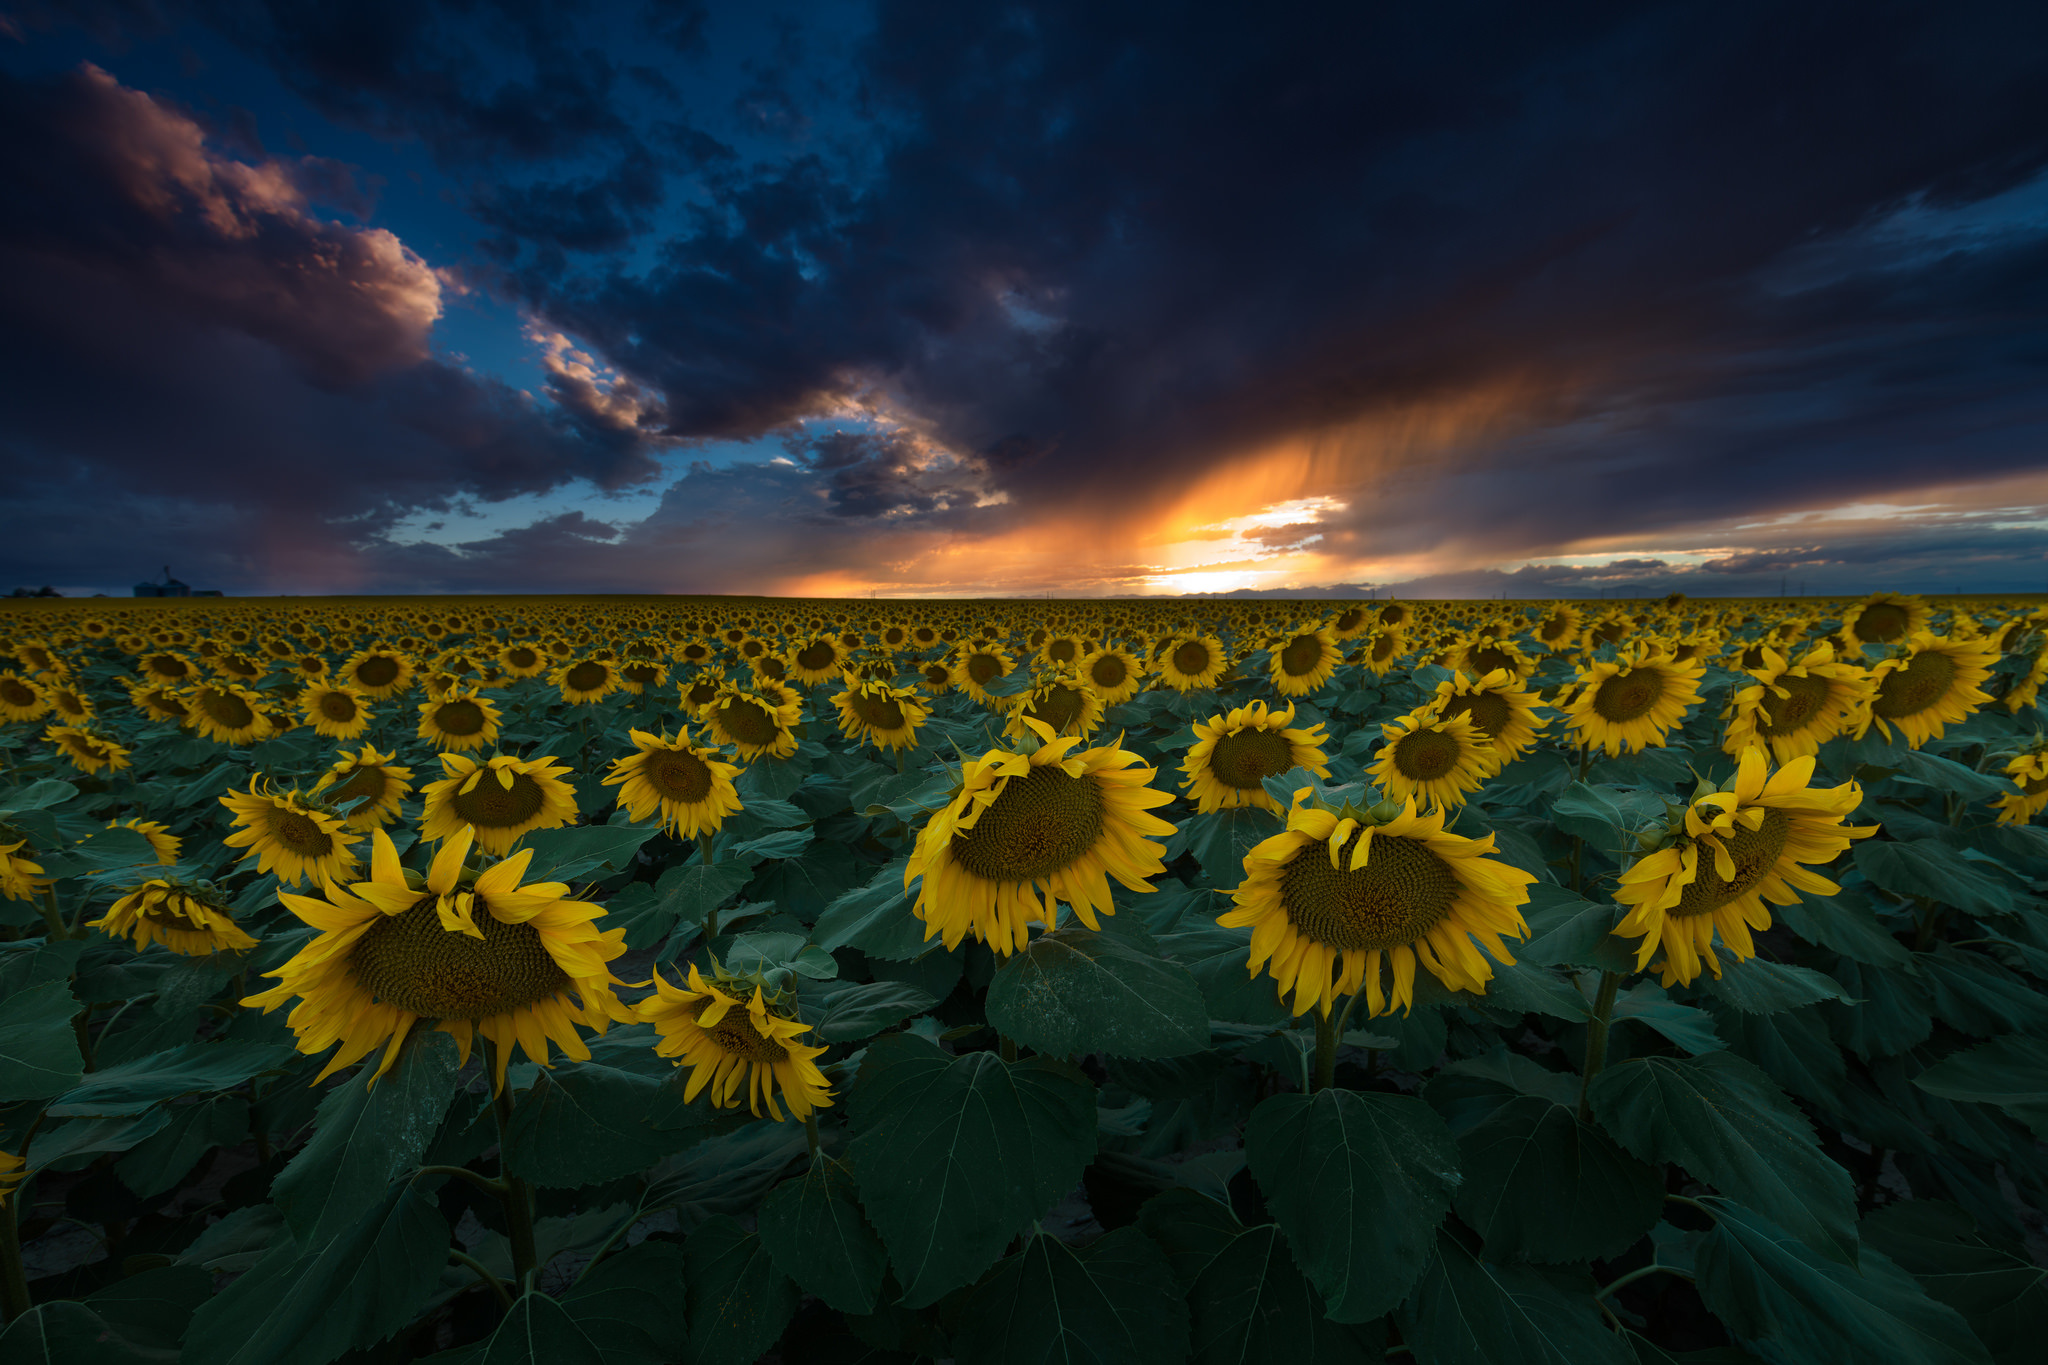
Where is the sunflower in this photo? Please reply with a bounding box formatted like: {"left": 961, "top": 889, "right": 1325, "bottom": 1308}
{"left": 91, "top": 879, "right": 258, "bottom": 956}
{"left": 311, "top": 745, "right": 415, "bottom": 830}
{"left": 915, "top": 657, "right": 958, "bottom": 694}
{"left": 1181, "top": 700, "right": 1331, "bottom": 813}
{"left": 100, "top": 818, "right": 181, "bottom": 866}
{"left": 1992, "top": 751, "right": 2048, "bottom": 825}
{"left": 1219, "top": 790, "right": 1535, "bottom": 1018}
{"left": 1, "top": 840, "right": 49, "bottom": 903}
{"left": 123, "top": 681, "right": 190, "bottom": 723}
{"left": 46, "top": 725, "right": 131, "bottom": 776}
{"left": 220, "top": 785, "right": 362, "bottom": 887}
{"left": 1366, "top": 711, "right": 1496, "bottom": 810}
{"left": 833, "top": 676, "right": 931, "bottom": 752}
{"left": 420, "top": 752, "right": 579, "bottom": 856}
{"left": 286, "top": 652, "right": 330, "bottom": 683}
{"left": 1266, "top": 628, "right": 1342, "bottom": 697}
{"left": 638, "top": 963, "right": 833, "bottom": 1122}
{"left": 340, "top": 647, "right": 416, "bottom": 699}
{"left": 244, "top": 826, "right": 632, "bottom": 1088}
{"left": 1841, "top": 592, "right": 1929, "bottom": 652}
{"left": 1858, "top": 633, "right": 1997, "bottom": 749}
{"left": 0, "top": 1150, "right": 25, "bottom": 1206}
{"left": 677, "top": 667, "right": 729, "bottom": 719}
{"left": 497, "top": 642, "right": 549, "bottom": 678}
{"left": 1353, "top": 627, "right": 1409, "bottom": 677}
{"left": 211, "top": 651, "right": 267, "bottom": 684}
{"left": 954, "top": 645, "right": 1019, "bottom": 706}
{"left": 1720, "top": 643, "right": 1872, "bottom": 764}
{"left": 0, "top": 673, "right": 52, "bottom": 724}
{"left": 299, "top": 683, "right": 375, "bottom": 740}
{"left": 1079, "top": 646, "right": 1146, "bottom": 706}
{"left": 1158, "top": 635, "right": 1228, "bottom": 692}
{"left": 617, "top": 659, "right": 670, "bottom": 695}
{"left": 604, "top": 729, "right": 743, "bottom": 838}
{"left": 1003, "top": 671, "right": 1106, "bottom": 742}
{"left": 1425, "top": 669, "right": 1546, "bottom": 764}
{"left": 185, "top": 682, "right": 277, "bottom": 746}
{"left": 1562, "top": 645, "right": 1704, "bottom": 757}
{"left": 906, "top": 718, "right": 1177, "bottom": 955}
{"left": 1328, "top": 603, "right": 1375, "bottom": 640}
{"left": 45, "top": 683, "right": 93, "bottom": 723}
{"left": 1039, "top": 634, "right": 1088, "bottom": 668}
{"left": 704, "top": 683, "right": 803, "bottom": 762}
{"left": 1532, "top": 604, "right": 1584, "bottom": 653}
{"left": 1454, "top": 635, "right": 1536, "bottom": 681}
{"left": 549, "top": 656, "right": 621, "bottom": 706}
{"left": 1613, "top": 750, "right": 1874, "bottom": 986}
{"left": 787, "top": 635, "right": 851, "bottom": 686}
{"left": 416, "top": 687, "right": 503, "bottom": 753}
{"left": 137, "top": 651, "right": 198, "bottom": 685}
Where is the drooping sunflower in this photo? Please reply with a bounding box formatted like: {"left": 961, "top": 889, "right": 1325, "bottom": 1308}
{"left": 299, "top": 683, "right": 375, "bottom": 740}
{"left": 787, "top": 635, "right": 851, "bottom": 686}
{"left": 310, "top": 745, "right": 415, "bottom": 830}
{"left": 416, "top": 687, "right": 503, "bottom": 753}
{"left": 1531, "top": 604, "right": 1584, "bottom": 653}
{"left": 638, "top": 963, "right": 833, "bottom": 1122}
{"left": 185, "top": 682, "right": 277, "bottom": 746}
{"left": 244, "top": 827, "right": 632, "bottom": 1088}
{"left": 906, "top": 717, "right": 1177, "bottom": 955}
{"left": 704, "top": 682, "right": 803, "bottom": 762}
{"left": 1181, "top": 700, "right": 1331, "bottom": 813}
{"left": 340, "top": 647, "right": 416, "bottom": 699}
{"left": 1079, "top": 646, "right": 1147, "bottom": 706}
{"left": 551, "top": 656, "right": 622, "bottom": 706}
{"left": 1425, "top": 669, "right": 1546, "bottom": 764}
{"left": 1158, "top": 635, "right": 1228, "bottom": 692}
{"left": 833, "top": 676, "right": 931, "bottom": 752}
{"left": 1219, "top": 790, "right": 1535, "bottom": 1018}
{"left": 618, "top": 659, "right": 671, "bottom": 695}
{"left": 44, "top": 683, "right": 94, "bottom": 723}
{"left": 1365, "top": 711, "right": 1497, "bottom": 810}
{"left": 46, "top": 725, "right": 131, "bottom": 776}
{"left": 1999, "top": 631, "right": 2048, "bottom": 714}
{"left": 1, "top": 839, "right": 49, "bottom": 903}
{"left": 1613, "top": 749, "right": 1874, "bottom": 986}
{"left": 220, "top": 785, "right": 362, "bottom": 887}
{"left": 954, "top": 644, "right": 1018, "bottom": 706}
{"left": 1858, "top": 633, "right": 1997, "bottom": 749}
{"left": 914, "top": 657, "right": 957, "bottom": 695}
{"left": 1003, "top": 670, "right": 1106, "bottom": 742}
{"left": 604, "top": 729, "right": 743, "bottom": 838}
{"left": 1720, "top": 643, "right": 1872, "bottom": 764}
{"left": 1840, "top": 592, "right": 1929, "bottom": 652}
{"left": 1353, "top": 627, "right": 1409, "bottom": 677}
{"left": 100, "top": 818, "right": 181, "bottom": 867}
{"left": 1562, "top": 645, "right": 1705, "bottom": 757}
{"left": 1267, "top": 629, "right": 1341, "bottom": 696}
{"left": 136, "top": 651, "right": 199, "bottom": 686}
{"left": 1992, "top": 750, "right": 2048, "bottom": 826}
{"left": 420, "top": 752, "right": 579, "bottom": 856}
{"left": 123, "top": 680, "right": 190, "bottom": 723}
{"left": 91, "top": 879, "right": 258, "bottom": 956}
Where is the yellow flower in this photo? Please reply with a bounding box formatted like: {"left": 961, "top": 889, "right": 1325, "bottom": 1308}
{"left": 496, "top": 642, "right": 550, "bottom": 678}
{"left": 1002, "top": 670, "right": 1106, "bottom": 742}
{"left": 1078, "top": 646, "right": 1146, "bottom": 706}
{"left": 787, "top": 635, "right": 851, "bottom": 686}
{"left": 1267, "top": 628, "right": 1341, "bottom": 697}
{"left": 617, "top": 659, "right": 670, "bottom": 695}
{"left": 1219, "top": 790, "right": 1534, "bottom": 1017}
{"left": 1, "top": 839, "right": 50, "bottom": 903}
{"left": 97, "top": 818, "right": 181, "bottom": 867}
{"left": 953, "top": 644, "right": 1019, "bottom": 706}
{"left": 638, "top": 964, "right": 833, "bottom": 1122}
{"left": 220, "top": 785, "right": 362, "bottom": 887}
{"left": 1181, "top": 699, "right": 1331, "bottom": 813}
{"left": 1840, "top": 592, "right": 1928, "bottom": 651}
{"left": 1721, "top": 643, "right": 1872, "bottom": 764}
{"left": 1613, "top": 750, "right": 1874, "bottom": 986}
{"left": 0, "top": 1149, "right": 25, "bottom": 1206}
{"left": 185, "top": 682, "right": 277, "bottom": 746}
{"left": 310, "top": 744, "right": 415, "bottom": 830}
{"left": 551, "top": 656, "right": 622, "bottom": 705}
{"left": 1562, "top": 645, "right": 1704, "bottom": 756}
{"left": 46, "top": 725, "right": 131, "bottom": 776}
{"left": 1531, "top": 603, "right": 1584, "bottom": 653}
{"left": 339, "top": 647, "right": 416, "bottom": 698}
{"left": 416, "top": 687, "right": 503, "bottom": 752}
{"left": 123, "top": 680, "right": 190, "bottom": 723}
{"left": 1158, "top": 635, "right": 1228, "bottom": 692}
{"left": 91, "top": 879, "right": 258, "bottom": 956}
{"left": 1992, "top": 751, "right": 2048, "bottom": 826}
{"left": 1859, "top": 633, "right": 1996, "bottom": 749}
{"left": 1425, "top": 668, "right": 1546, "bottom": 764}
{"left": 420, "top": 752, "right": 579, "bottom": 856}
{"left": 1365, "top": 710, "right": 1496, "bottom": 811}
{"left": 677, "top": 667, "right": 728, "bottom": 719}
{"left": 604, "top": 729, "right": 743, "bottom": 838}
{"left": 704, "top": 682, "right": 803, "bottom": 762}
{"left": 299, "top": 683, "right": 374, "bottom": 740}
{"left": 1353, "top": 627, "right": 1409, "bottom": 677}
{"left": 833, "top": 676, "right": 930, "bottom": 752}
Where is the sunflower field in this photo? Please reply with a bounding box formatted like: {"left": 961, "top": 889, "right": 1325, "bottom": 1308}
{"left": 0, "top": 591, "right": 2045, "bottom": 1365}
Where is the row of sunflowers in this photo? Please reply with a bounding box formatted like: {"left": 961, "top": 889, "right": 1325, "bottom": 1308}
{"left": 0, "top": 589, "right": 2042, "bottom": 1365}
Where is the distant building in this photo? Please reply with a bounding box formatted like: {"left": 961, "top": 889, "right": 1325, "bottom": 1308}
{"left": 133, "top": 567, "right": 221, "bottom": 597}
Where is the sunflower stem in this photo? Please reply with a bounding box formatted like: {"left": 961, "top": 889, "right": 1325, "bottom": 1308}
{"left": 803, "top": 1112, "right": 821, "bottom": 1160}
{"left": 999, "top": 1034, "right": 1019, "bottom": 1063}
{"left": 72, "top": 1003, "right": 95, "bottom": 1074}
{"left": 1311, "top": 1008, "right": 1341, "bottom": 1092}
{"left": 0, "top": 1187, "right": 28, "bottom": 1325}
{"left": 488, "top": 1060, "right": 541, "bottom": 1292}
{"left": 417, "top": 1164, "right": 508, "bottom": 1197}
{"left": 1596, "top": 1262, "right": 1692, "bottom": 1299}
{"left": 449, "top": 1249, "right": 515, "bottom": 1315}
{"left": 1577, "top": 970, "right": 1622, "bottom": 1122}
{"left": 37, "top": 888, "right": 70, "bottom": 941}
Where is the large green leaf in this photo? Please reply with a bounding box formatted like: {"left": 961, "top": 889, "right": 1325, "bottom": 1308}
{"left": 116, "top": 1094, "right": 249, "bottom": 1198}
{"left": 1693, "top": 1199, "right": 1990, "bottom": 1365}
{"left": 1773, "top": 890, "right": 1910, "bottom": 967}
{"left": 1707, "top": 1004, "right": 1848, "bottom": 1111}
{"left": 518, "top": 822, "right": 658, "bottom": 883}
{"left": 1397, "top": 1229, "right": 1633, "bottom": 1365}
{"left": 1916, "top": 949, "right": 2048, "bottom": 1038}
{"left": 1133, "top": 1187, "right": 1244, "bottom": 1290}
{"left": 272, "top": 1030, "right": 458, "bottom": 1241}
{"left": 683, "top": 1215, "right": 800, "bottom": 1365}
{"left": 757, "top": 1154, "right": 890, "bottom": 1313}
{"left": 1611, "top": 983, "right": 1723, "bottom": 1054}
{"left": 0, "top": 1302, "right": 175, "bottom": 1365}
{"left": 439, "top": 1242, "right": 688, "bottom": 1365}
{"left": 800, "top": 979, "right": 938, "bottom": 1043}
{"left": 1454, "top": 1094, "right": 1664, "bottom": 1264}
{"left": 1518, "top": 885, "right": 1635, "bottom": 974}
{"left": 1855, "top": 841, "right": 2015, "bottom": 917}
{"left": 46, "top": 1040, "right": 293, "bottom": 1117}
{"left": 83, "top": 1264, "right": 213, "bottom": 1350}
{"left": 812, "top": 856, "right": 937, "bottom": 961}
{"left": 1911, "top": 1034, "right": 2048, "bottom": 1138}
{"left": 507, "top": 1062, "right": 708, "bottom": 1187}
{"left": 1824, "top": 957, "right": 1934, "bottom": 1059}
{"left": 1590, "top": 1053, "right": 1858, "bottom": 1263}
{"left": 1169, "top": 807, "right": 1284, "bottom": 887}
{"left": 846, "top": 1033, "right": 1097, "bottom": 1307}
{"left": 0, "top": 976, "right": 83, "bottom": 1101}
{"left": 952, "top": 1229, "right": 1189, "bottom": 1365}
{"left": 1244, "top": 1088, "right": 1459, "bottom": 1322}
{"left": 747, "top": 840, "right": 864, "bottom": 919}
{"left": 1693, "top": 959, "right": 1849, "bottom": 1015}
{"left": 1186, "top": 1223, "right": 1378, "bottom": 1365}
{"left": 985, "top": 924, "right": 1211, "bottom": 1059}
{"left": 1863, "top": 1201, "right": 2047, "bottom": 1365}
{"left": 1157, "top": 922, "right": 1291, "bottom": 1025}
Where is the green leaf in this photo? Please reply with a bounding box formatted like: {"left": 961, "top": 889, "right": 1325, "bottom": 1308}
{"left": 0, "top": 937, "right": 86, "bottom": 1001}
{"left": 0, "top": 777, "right": 80, "bottom": 813}
{"left": 1396, "top": 1229, "right": 1633, "bottom": 1365}
{"left": 519, "top": 822, "right": 659, "bottom": 882}
{"left": 1519, "top": 885, "right": 1636, "bottom": 973}
{"left": 455, "top": 1292, "right": 607, "bottom": 1365}
{"left": 1244, "top": 1088, "right": 1460, "bottom": 1322}
{"left": 1774, "top": 890, "right": 1910, "bottom": 967}
{"left": 1450, "top": 960, "right": 1592, "bottom": 1020}
{"left": 0, "top": 976, "right": 83, "bottom": 1101}
{"left": 684, "top": 1215, "right": 801, "bottom": 1365}
{"left": 952, "top": 1229, "right": 1189, "bottom": 1365}
{"left": 1706, "top": 1003, "right": 1848, "bottom": 1111}
{"left": 727, "top": 826, "right": 813, "bottom": 861}
{"left": 1912, "top": 1034, "right": 2048, "bottom": 1137}
{"left": 757, "top": 1155, "right": 890, "bottom": 1314}
{"left": 0, "top": 1302, "right": 176, "bottom": 1364}
{"left": 1454, "top": 1095, "right": 1664, "bottom": 1264}
{"left": 1591, "top": 1052, "right": 1859, "bottom": 1263}
{"left": 46, "top": 1040, "right": 293, "bottom": 1117}
{"left": 985, "top": 924, "right": 1211, "bottom": 1059}
{"left": 802, "top": 980, "right": 939, "bottom": 1043}
{"left": 812, "top": 857, "right": 937, "bottom": 962}
{"left": 116, "top": 1095, "right": 249, "bottom": 1198}
{"left": 1824, "top": 957, "right": 1934, "bottom": 1059}
{"left": 1612, "top": 983, "right": 1724, "bottom": 1054}
{"left": 1187, "top": 1223, "right": 1377, "bottom": 1365}
{"left": 84, "top": 1263, "right": 213, "bottom": 1350}
{"left": 1157, "top": 921, "right": 1291, "bottom": 1026}
{"left": 747, "top": 840, "right": 864, "bottom": 919}
{"left": 507, "top": 1062, "right": 706, "bottom": 1187}
{"left": 1916, "top": 948, "right": 2048, "bottom": 1038}
{"left": 1889, "top": 749, "right": 2010, "bottom": 803}
{"left": 1170, "top": 807, "right": 1284, "bottom": 888}
{"left": 1856, "top": 841, "right": 2016, "bottom": 917}
{"left": 1133, "top": 1187, "right": 1243, "bottom": 1291}
{"left": 272, "top": 1030, "right": 458, "bottom": 1241}
{"left": 1694, "top": 1199, "right": 1991, "bottom": 1365}
{"left": 1694, "top": 958, "right": 1849, "bottom": 1014}
{"left": 846, "top": 1033, "right": 1097, "bottom": 1307}
{"left": 447, "top": 1243, "right": 687, "bottom": 1365}
{"left": 32, "top": 1110, "right": 173, "bottom": 1171}
{"left": 1863, "top": 1201, "right": 2047, "bottom": 1365}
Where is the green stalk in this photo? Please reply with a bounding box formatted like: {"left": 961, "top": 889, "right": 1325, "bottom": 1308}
{"left": 0, "top": 1185, "right": 29, "bottom": 1324}
{"left": 1577, "top": 970, "right": 1622, "bottom": 1122}
{"left": 1312, "top": 1006, "right": 1341, "bottom": 1093}
{"left": 803, "top": 1112, "right": 822, "bottom": 1160}
{"left": 487, "top": 1052, "right": 540, "bottom": 1292}
{"left": 37, "top": 889, "right": 68, "bottom": 941}
{"left": 448, "top": 1249, "right": 514, "bottom": 1314}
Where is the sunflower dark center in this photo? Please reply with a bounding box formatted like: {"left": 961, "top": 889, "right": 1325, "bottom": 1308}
{"left": 691, "top": 999, "right": 790, "bottom": 1062}
{"left": 201, "top": 690, "right": 256, "bottom": 728}
{"left": 1539, "top": 615, "right": 1572, "bottom": 642}
{"left": 966, "top": 653, "right": 1004, "bottom": 685}
{"left": 1026, "top": 684, "right": 1088, "bottom": 733}
{"left": 796, "top": 642, "right": 837, "bottom": 670}
{"left": 1856, "top": 603, "right": 1910, "bottom": 642}
{"left": 1280, "top": 832, "right": 1459, "bottom": 951}
{"left": 355, "top": 657, "right": 400, "bottom": 688}
{"left": 1673, "top": 809, "right": 1791, "bottom": 918}
{"left": 327, "top": 767, "right": 389, "bottom": 808}
{"left": 1468, "top": 646, "right": 1514, "bottom": 675}
{"left": 0, "top": 680, "right": 37, "bottom": 707}
{"left": 1279, "top": 636, "right": 1325, "bottom": 676}
{"left": 1089, "top": 654, "right": 1128, "bottom": 690}
{"left": 54, "top": 692, "right": 87, "bottom": 716}
{"left": 452, "top": 772, "right": 546, "bottom": 828}
{"left": 2024, "top": 774, "right": 2048, "bottom": 797}
{"left": 951, "top": 765, "right": 1106, "bottom": 882}
{"left": 350, "top": 896, "right": 568, "bottom": 1018}
{"left": 923, "top": 664, "right": 951, "bottom": 686}
{"left": 1872, "top": 650, "right": 1958, "bottom": 719}
{"left": 1592, "top": 669, "right": 1665, "bottom": 723}
{"left": 624, "top": 664, "right": 662, "bottom": 685}
{"left": 434, "top": 700, "right": 487, "bottom": 736}
{"left": 268, "top": 808, "right": 332, "bottom": 856}
{"left": 506, "top": 647, "right": 538, "bottom": 668}
{"left": 564, "top": 662, "right": 609, "bottom": 692}
{"left": 720, "top": 697, "right": 783, "bottom": 747}
{"left": 1209, "top": 728, "right": 1297, "bottom": 789}
{"left": 1047, "top": 638, "right": 1079, "bottom": 663}
{"left": 1335, "top": 608, "right": 1366, "bottom": 632}
{"left": 1393, "top": 730, "right": 1465, "bottom": 780}
{"left": 1442, "top": 692, "right": 1511, "bottom": 740}
{"left": 849, "top": 691, "right": 908, "bottom": 731}
{"left": 1759, "top": 674, "right": 1832, "bottom": 734}
{"left": 1173, "top": 642, "right": 1213, "bottom": 676}
{"left": 318, "top": 692, "right": 359, "bottom": 721}
{"left": 148, "top": 656, "right": 192, "bottom": 679}
{"left": 645, "top": 750, "right": 714, "bottom": 803}
{"left": 685, "top": 680, "right": 721, "bottom": 707}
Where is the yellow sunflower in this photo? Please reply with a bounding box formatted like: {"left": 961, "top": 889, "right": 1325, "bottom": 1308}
{"left": 1858, "top": 633, "right": 1997, "bottom": 749}
{"left": 1079, "top": 647, "right": 1147, "bottom": 706}
{"left": 1352, "top": 627, "right": 1409, "bottom": 677}
{"left": 185, "top": 682, "right": 277, "bottom": 746}
{"left": 1, "top": 839, "right": 50, "bottom": 903}
{"left": 1158, "top": 635, "right": 1228, "bottom": 692}
{"left": 677, "top": 667, "right": 728, "bottom": 720}
{"left": 416, "top": 687, "right": 503, "bottom": 753}
{"left": 787, "top": 636, "right": 851, "bottom": 686}
{"left": 617, "top": 659, "right": 670, "bottom": 695}
{"left": 220, "top": 785, "right": 362, "bottom": 887}
{"left": 704, "top": 683, "right": 803, "bottom": 762}
{"left": 1181, "top": 700, "right": 1331, "bottom": 813}
{"left": 339, "top": 647, "right": 416, "bottom": 699}
{"left": 1219, "top": 790, "right": 1535, "bottom": 1018}
{"left": 638, "top": 963, "right": 833, "bottom": 1122}
{"left": 833, "top": 676, "right": 931, "bottom": 752}
{"left": 123, "top": 680, "right": 190, "bottom": 723}
{"left": 299, "top": 683, "right": 374, "bottom": 740}
{"left": 1425, "top": 669, "right": 1545, "bottom": 764}
{"left": 136, "top": 651, "right": 199, "bottom": 685}
{"left": 496, "top": 642, "right": 549, "bottom": 678}
{"left": 1003, "top": 671, "right": 1106, "bottom": 742}
{"left": 244, "top": 827, "right": 631, "bottom": 1088}
{"left": 99, "top": 818, "right": 181, "bottom": 867}
{"left": 420, "top": 752, "right": 579, "bottom": 856}
{"left": 906, "top": 717, "right": 1177, "bottom": 955}
{"left": 1366, "top": 711, "right": 1497, "bottom": 810}
{"left": 604, "top": 729, "right": 743, "bottom": 838}
{"left": 91, "top": 879, "right": 258, "bottom": 956}
{"left": 954, "top": 645, "right": 1019, "bottom": 706}
{"left": 310, "top": 745, "right": 415, "bottom": 830}
{"left": 1563, "top": 645, "right": 1705, "bottom": 757}
{"left": 1992, "top": 751, "right": 2048, "bottom": 825}
{"left": 1613, "top": 750, "right": 1874, "bottom": 986}
{"left": 1328, "top": 603, "right": 1375, "bottom": 640}
{"left": 1840, "top": 592, "right": 1929, "bottom": 652}
{"left": 549, "top": 656, "right": 621, "bottom": 706}
{"left": 2001, "top": 636, "right": 2048, "bottom": 714}
{"left": 1455, "top": 635, "right": 1537, "bottom": 681}
{"left": 1, "top": 1150, "right": 25, "bottom": 1206}
{"left": 1532, "top": 603, "right": 1584, "bottom": 653}
{"left": 45, "top": 683, "right": 93, "bottom": 723}
{"left": 46, "top": 725, "right": 131, "bottom": 776}
{"left": 1720, "top": 643, "right": 1872, "bottom": 764}
{"left": 1264, "top": 628, "right": 1341, "bottom": 697}
{"left": 914, "top": 657, "right": 958, "bottom": 695}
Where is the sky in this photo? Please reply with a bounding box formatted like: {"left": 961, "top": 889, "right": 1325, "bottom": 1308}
{"left": 2, "top": 0, "right": 2046, "bottom": 601}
